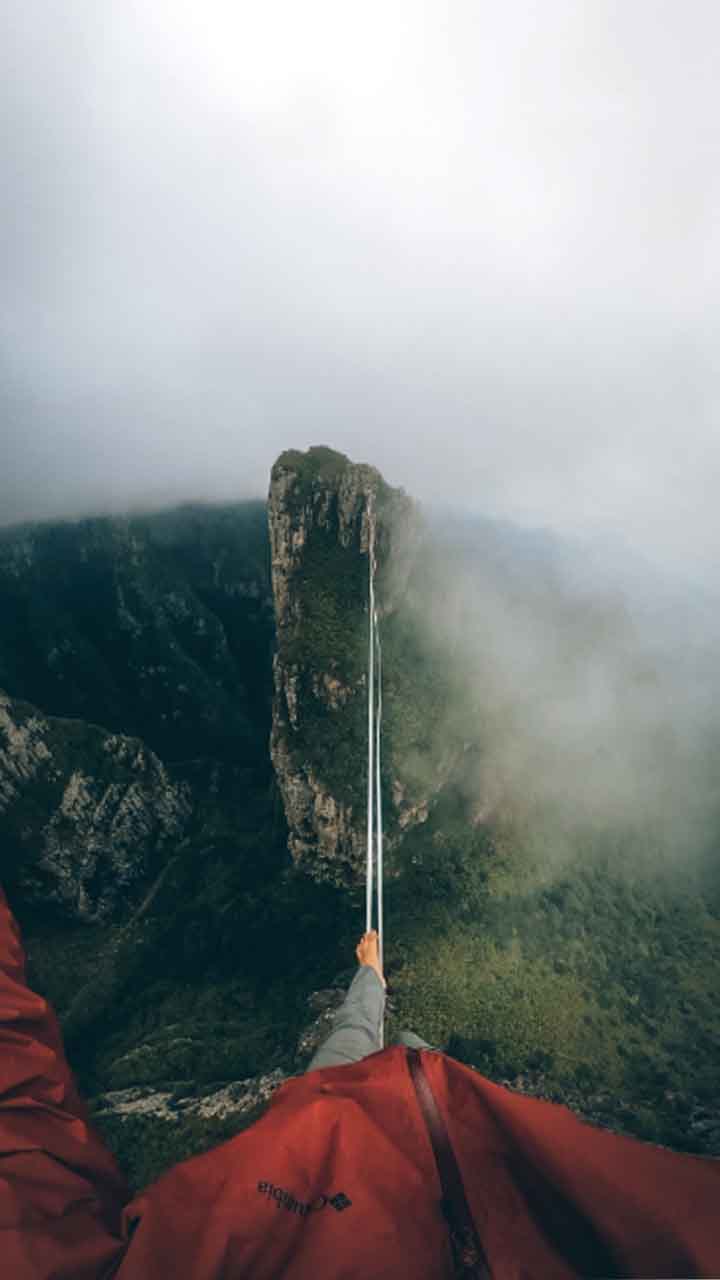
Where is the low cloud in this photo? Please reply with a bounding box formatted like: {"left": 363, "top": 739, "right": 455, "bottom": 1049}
{"left": 2, "top": 2, "right": 719, "bottom": 586}
{"left": 404, "top": 509, "right": 720, "bottom": 869}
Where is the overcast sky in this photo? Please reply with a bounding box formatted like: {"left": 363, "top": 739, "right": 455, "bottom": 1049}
{"left": 2, "top": 2, "right": 719, "bottom": 581}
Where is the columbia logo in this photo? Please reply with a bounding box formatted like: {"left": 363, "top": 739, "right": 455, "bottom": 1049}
{"left": 258, "top": 1181, "right": 353, "bottom": 1218}
{"left": 328, "top": 1192, "right": 351, "bottom": 1212}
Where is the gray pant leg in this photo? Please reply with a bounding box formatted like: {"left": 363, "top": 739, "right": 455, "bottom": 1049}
{"left": 306, "top": 965, "right": 386, "bottom": 1072}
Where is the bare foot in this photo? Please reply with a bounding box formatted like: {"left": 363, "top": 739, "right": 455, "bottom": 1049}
{"left": 356, "top": 929, "right": 387, "bottom": 989}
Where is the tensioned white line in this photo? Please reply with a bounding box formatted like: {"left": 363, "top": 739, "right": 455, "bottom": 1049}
{"left": 375, "top": 614, "right": 384, "bottom": 1049}
{"left": 366, "top": 519, "right": 375, "bottom": 936}
{"left": 365, "top": 509, "right": 384, "bottom": 1048}
{"left": 375, "top": 618, "right": 383, "bottom": 967}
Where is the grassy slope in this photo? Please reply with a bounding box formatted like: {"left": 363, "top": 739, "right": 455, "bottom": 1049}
{"left": 382, "top": 790, "right": 720, "bottom": 1150}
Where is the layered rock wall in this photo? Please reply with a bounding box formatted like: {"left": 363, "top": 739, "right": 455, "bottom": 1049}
{"left": 0, "top": 690, "right": 192, "bottom": 919}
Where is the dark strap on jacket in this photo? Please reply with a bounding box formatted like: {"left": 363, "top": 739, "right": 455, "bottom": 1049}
{"left": 407, "top": 1048, "right": 491, "bottom": 1280}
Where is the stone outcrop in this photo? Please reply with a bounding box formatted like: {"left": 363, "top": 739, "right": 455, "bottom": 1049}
{"left": 0, "top": 690, "right": 192, "bottom": 919}
{"left": 90, "top": 1069, "right": 287, "bottom": 1126}
{"left": 268, "top": 447, "right": 427, "bottom": 886}
{"left": 87, "top": 986, "right": 354, "bottom": 1128}
{"left": 89, "top": 985, "right": 369, "bottom": 1126}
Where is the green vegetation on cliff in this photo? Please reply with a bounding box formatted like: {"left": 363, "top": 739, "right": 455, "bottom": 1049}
{"left": 0, "top": 500, "right": 272, "bottom": 765}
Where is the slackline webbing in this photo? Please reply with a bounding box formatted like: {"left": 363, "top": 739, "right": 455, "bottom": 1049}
{"left": 365, "top": 511, "right": 384, "bottom": 1048}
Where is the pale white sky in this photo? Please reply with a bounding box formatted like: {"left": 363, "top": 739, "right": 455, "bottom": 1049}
{"left": 2, "top": 1, "right": 719, "bottom": 581}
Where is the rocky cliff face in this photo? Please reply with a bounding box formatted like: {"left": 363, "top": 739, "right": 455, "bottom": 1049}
{"left": 0, "top": 501, "right": 274, "bottom": 919}
{"left": 0, "top": 689, "right": 192, "bottom": 919}
{"left": 267, "top": 446, "right": 447, "bottom": 887}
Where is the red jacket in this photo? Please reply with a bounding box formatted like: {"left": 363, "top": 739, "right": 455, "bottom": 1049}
{"left": 1, "top": 887, "right": 718, "bottom": 1279}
